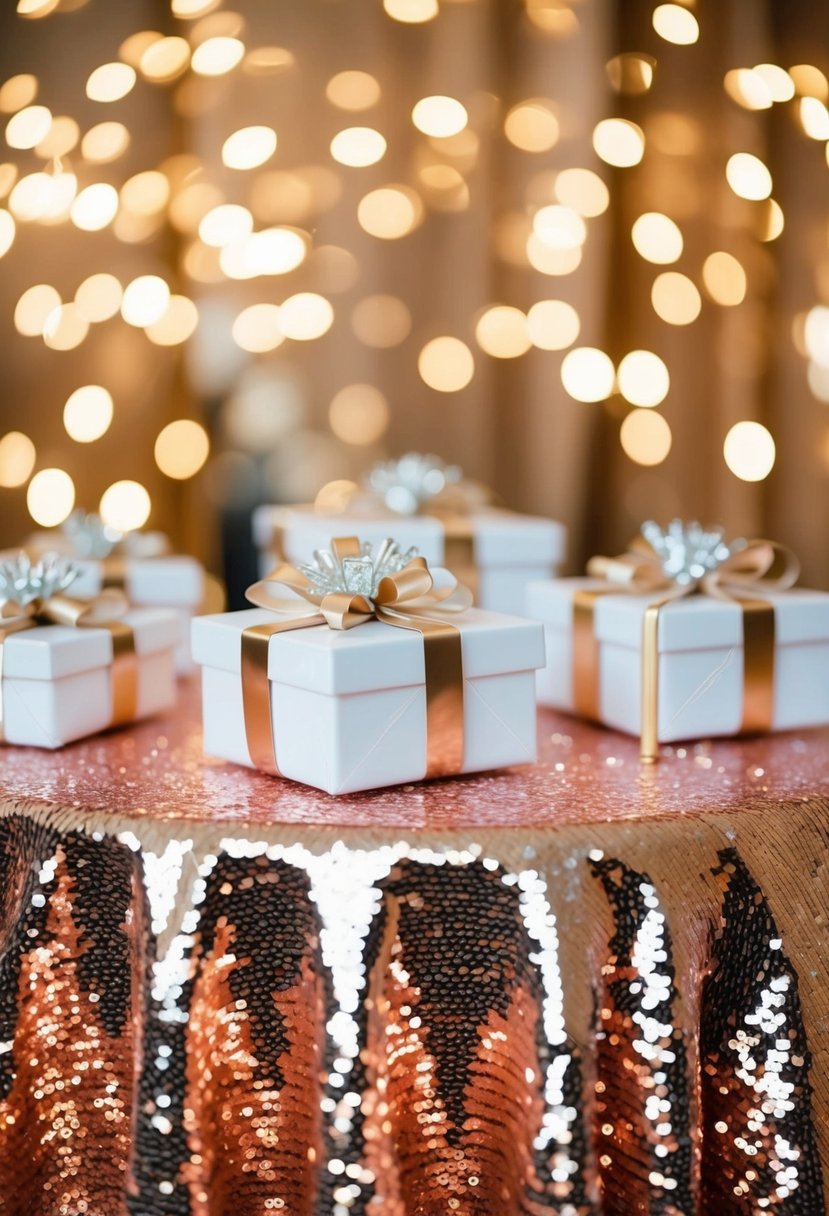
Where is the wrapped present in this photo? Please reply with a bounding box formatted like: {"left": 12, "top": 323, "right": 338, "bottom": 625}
{"left": 528, "top": 520, "right": 829, "bottom": 759}
{"left": 252, "top": 453, "right": 566, "bottom": 618}
{"left": 192, "top": 536, "right": 545, "bottom": 795}
{"left": 26, "top": 511, "right": 206, "bottom": 675}
{"left": 0, "top": 553, "right": 178, "bottom": 749}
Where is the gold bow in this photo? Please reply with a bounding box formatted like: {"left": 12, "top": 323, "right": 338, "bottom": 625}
{"left": 0, "top": 588, "right": 138, "bottom": 743}
{"left": 573, "top": 536, "right": 799, "bottom": 762}
{"left": 241, "top": 536, "right": 472, "bottom": 782}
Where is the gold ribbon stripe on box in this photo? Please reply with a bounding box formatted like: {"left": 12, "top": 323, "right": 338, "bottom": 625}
{"left": 0, "top": 589, "right": 138, "bottom": 744}
{"left": 572, "top": 539, "right": 798, "bottom": 762}
{"left": 240, "top": 536, "right": 470, "bottom": 781}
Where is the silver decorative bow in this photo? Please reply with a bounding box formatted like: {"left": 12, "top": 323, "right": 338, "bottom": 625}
{"left": 298, "top": 538, "right": 419, "bottom": 601}
{"left": 365, "top": 453, "right": 462, "bottom": 515}
{"left": 0, "top": 552, "right": 78, "bottom": 608}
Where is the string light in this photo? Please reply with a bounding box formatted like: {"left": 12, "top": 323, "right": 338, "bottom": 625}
{"left": 190, "top": 37, "right": 245, "bottom": 76}
{"left": 70, "top": 182, "right": 118, "bottom": 231}
{"left": 553, "top": 168, "right": 609, "bottom": 217}
{"left": 27, "top": 467, "right": 75, "bottom": 526}
{"left": 85, "top": 63, "right": 136, "bottom": 103}
{"left": 351, "top": 295, "right": 411, "bottom": 348}
{"left": 533, "top": 205, "right": 586, "bottom": 250}
{"left": 418, "top": 336, "right": 475, "bottom": 391}
{"left": 357, "top": 186, "right": 422, "bottom": 238}
{"left": 504, "top": 100, "right": 559, "bottom": 152}
{"left": 592, "top": 118, "right": 645, "bottom": 167}
{"left": 702, "top": 252, "right": 747, "bottom": 306}
{"left": 222, "top": 126, "right": 277, "bottom": 170}
{"left": 5, "top": 104, "right": 51, "bottom": 149}
{"left": 121, "top": 275, "right": 171, "bottom": 327}
{"left": 330, "top": 127, "right": 387, "bottom": 167}
{"left": 726, "top": 152, "right": 772, "bottom": 201}
{"left": 0, "top": 431, "right": 36, "bottom": 487}
{"left": 383, "top": 0, "right": 439, "bottom": 24}
{"left": 100, "top": 480, "right": 151, "bottom": 531}
{"left": 475, "top": 306, "right": 531, "bottom": 358}
{"left": 278, "top": 293, "right": 334, "bottom": 340}
{"left": 326, "top": 70, "right": 381, "bottom": 111}
{"left": 14, "top": 283, "right": 61, "bottom": 335}
{"left": 154, "top": 420, "right": 210, "bottom": 479}
{"left": 411, "top": 96, "right": 468, "bottom": 138}
{"left": 74, "top": 273, "right": 123, "bottom": 322}
{"left": 0, "top": 74, "right": 38, "bottom": 113}
{"left": 232, "top": 303, "right": 283, "bottom": 353}
{"left": 631, "top": 212, "right": 683, "bottom": 264}
{"left": 561, "top": 347, "right": 615, "bottom": 402}
{"left": 651, "top": 272, "right": 701, "bottom": 325}
{"left": 81, "top": 121, "right": 130, "bottom": 162}
{"left": 526, "top": 300, "right": 580, "bottom": 350}
{"left": 723, "top": 421, "right": 776, "bottom": 481}
{"left": 617, "top": 350, "right": 670, "bottom": 407}
{"left": 329, "top": 385, "right": 390, "bottom": 445}
{"left": 652, "top": 5, "right": 699, "bottom": 46}
{"left": 0, "top": 210, "right": 14, "bottom": 258}
{"left": 63, "top": 385, "right": 113, "bottom": 443}
{"left": 621, "top": 409, "right": 672, "bottom": 465}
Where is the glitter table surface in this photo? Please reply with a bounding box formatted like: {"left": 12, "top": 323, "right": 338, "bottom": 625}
{"left": 1, "top": 678, "right": 827, "bottom": 831}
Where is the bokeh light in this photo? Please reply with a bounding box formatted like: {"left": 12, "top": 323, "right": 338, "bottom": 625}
{"left": 526, "top": 299, "right": 580, "bottom": 350}
{"left": 418, "top": 336, "right": 475, "bottom": 392}
{"left": 14, "top": 283, "right": 61, "bottom": 336}
{"left": 606, "top": 53, "right": 655, "bottom": 95}
{"left": 357, "top": 186, "right": 422, "bottom": 238}
{"left": 592, "top": 118, "right": 645, "bottom": 167}
{"left": 139, "top": 36, "right": 190, "bottom": 82}
{"left": 35, "top": 115, "right": 79, "bottom": 159}
{"left": 63, "top": 385, "right": 113, "bottom": 443}
{"left": 74, "top": 273, "right": 122, "bottom": 323}
{"left": 191, "top": 37, "right": 245, "bottom": 76}
{"left": 533, "top": 205, "right": 586, "bottom": 250}
{"left": 617, "top": 350, "right": 670, "bottom": 407}
{"left": 100, "top": 480, "right": 151, "bottom": 531}
{"left": 411, "top": 96, "right": 468, "bottom": 138}
{"left": 326, "top": 70, "right": 381, "bottom": 111}
{"left": 723, "top": 420, "right": 776, "bottom": 481}
{"left": 145, "top": 295, "right": 199, "bottom": 345}
{"left": 726, "top": 152, "right": 772, "bottom": 201}
{"left": 81, "top": 121, "right": 130, "bottom": 163}
{"left": 383, "top": 0, "right": 438, "bottom": 24}
{"left": 70, "top": 182, "right": 119, "bottom": 231}
{"left": 27, "top": 467, "right": 75, "bottom": 526}
{"left": 222, "top": 125, "right": 277, "bottom": 170}
{"left": 330, "top": 126, "right": 386, "bottom": 167}
{"left": 621, "top": 409, "right": 672, "bottom": 465}
{"left": 702, "top": 251, "right": 747, "bottom": 306}
{"left": 0, "top": 210, "right": 14, "bottom": 259}
{"left": 504, "top": 100, "right": 559, "bottom": 152}
{"left": 86, "top": 63, "right": 136, "bottom": 103}
{"left": 42, "top": 303, "right": 89, "bottom": 351}
{"left": 351, "top": 294, "right": 411, "bottom": 347}
{"left": 121, "top": 275, "right": 171, "bottom": 327}
{"left": 0, "top": 431, "right": 36, "bottom": 487}
{"left": 554, "top": 168, "right": 609, "bottom": 217}
{"left": 5, "top": 104, "right": 51, "bottom": 149}
{"left": 631, "top": 212, "right": 683, "bottom": 264}
{"left": 0, "top": 74, "right": 38, "bottom": 113}
{"left": 155, "top": 419, "right": 210, "bottom": 479}
{"left": 278, "top": 292, "right": 334, "bottom": 340}
{"left": 475, "top": 305, "right": 531, "bottom": 358}
{"left": 120, "top": 170, "right": 170, "bottom": 215}
{"left": 652, "top": 4, "right": 699, "bottom": 45}
{"left": 560, "top": 347, "right": 615, "bottom": 402}
{"left": 651, "top": 272, "right": 701, "bottom": 325}
{"left": 329, "top": 384, "right": 390, "bottom": 445}
{"left": 199, "top": 203, "right": 253, "bottom": 246}
{"left": 232, "top": 303, "right": 283, "bottom": 353}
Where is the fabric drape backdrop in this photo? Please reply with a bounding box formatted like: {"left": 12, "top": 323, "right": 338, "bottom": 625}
{"left": 0, "top": 0, "right": 827, "bottom": 596}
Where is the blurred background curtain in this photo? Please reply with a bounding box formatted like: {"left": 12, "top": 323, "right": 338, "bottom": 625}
{"left": 0, "top": 0, "right": 827, "bottom": 602}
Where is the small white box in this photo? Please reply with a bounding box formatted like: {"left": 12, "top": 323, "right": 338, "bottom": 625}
{"left": 192, "top": 606, "right": 546, "bottom": 795}
{"left": 69, "top": 557, "right": 204, "bottom": 676}
{"left": 1, "top": 608, "right": 179, "bottom": 749}
{"left": 252, "top": 504, "right": 566, "bottom": 617}
{"left": 527, "top": 577, "right": 829, "bottom": 742}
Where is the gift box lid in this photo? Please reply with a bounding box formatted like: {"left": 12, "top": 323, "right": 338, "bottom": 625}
{"left": 527, "top": 577, "right": 829, "bottom": 652}
{"left": 70, "top": 556, "right": 204, "bottom": 606}
{"left": 3, "top": 608, "right": 181, "bottom": 680}
{"left": 459, "top": 509, "right": 565, "bottom": 567}
{"left": 192, "top": 606, "right": 545, "bottom": 696}
{"left": 252, "top": 504, "right": 446, "bottom": 566}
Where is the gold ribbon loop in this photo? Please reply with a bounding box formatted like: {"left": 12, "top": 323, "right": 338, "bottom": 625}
{"left": 240, "top": 537, "right": 470, "bottom": 784}
{"left": 574, "top": 535, "right": 798, "bottom": 762}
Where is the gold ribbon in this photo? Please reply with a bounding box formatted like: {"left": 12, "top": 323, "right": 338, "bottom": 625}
{"left": 573, "top": 538, "right": 799, "bottom": 762}
{"left": 241, "top": 537, "right": 472, "bottom": 782}
{"left": 0, "top": 588, "right": 137, "bottom": 744}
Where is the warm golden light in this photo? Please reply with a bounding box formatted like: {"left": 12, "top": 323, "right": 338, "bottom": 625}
{"left": 17, "top": 0, "right": 60, "bottom": 17}
{"left": 199, "top": 203, "right": 253, "bottom": 246}
{"left": 652, "top": 4, "right": 699, "bottom": 45}
{"left": 808, "top": 361, "right": 829, "bottom": 404}
{"left": 0, "top": 210, "right": 14, "bottom": 259}
{"left": 220, "top": 227, "right": 307, "bottom": 279}
{"left": 475, "top": 305, "right": 531, "bottom": 358}
{"left": 121, "top": 275, "right": 171, "bottom": 327}
{"left": 99, "top": 480, "right": 151, "bottom": 531}
{"left": 315, "top": 479, "right": 359, "bottom": 510}
{"left": 621, "top": 409, "right": 672, "bottom": 465}
{"left": 726, "top": 152, "right": 772, "bottom": 200}
{"left": 35, "top": 114, "right": 79, "bottom": 158}
{"left": 412, "top": 95, "right": 468, "bottom": 138}
{"left": 70, "top": 182, "right": 119, "bottom": 231}
{"left": 525, "top": 0, "right": 579, "bottom": 37}
{"left": 560, "top": 347, "right": 615, "bottom": 402}
{"left": 702, "top": 251, "right": 747, "bottom": 306}
{"left": 119, "top": 30, "right": 163, "bottom": 69}
{"left": 0, "top": 164, "right": 16, "bottom": 199}
{"left": 5, "top": 104, "right": 51, "bottom": 150}
{"left": 169, "top": 181, "right": 224, "bottom": 233}
{"left": 554, "top": 167, "right": 609, "bottom": 217}
{"left": 617, "top": 350, "right": 670, "bottom": 407}
{"left": 526, "top": 299, "right": 580, "bottom": 350}
{"left": 418, "top": 336, "right": 475, "bottom": 392}
{"left": 12, "top": 170, "right": 76, "bottom": 223}
{"left": 243, "top": 46, "right": 295, "bottom": 75}
{"left": 171, "top": 0, "right": 220, "bottom": 15}
{"left": 14, "top": 283, "right": 61, "bottom": 336}
{"left": 789, "top": 64, "right": 829, "bottom": 101}
{"left": 278, "top": 292, "right": 334, "bottom": 341}
{"left": 326, "top": 70, "right": 381, "bottom": 111}
{"left": 81, "top": 120, "right": 130, "bottom": 163}
{"left": 760, "top": 198, "right": 785, "bottom": 241}
{"left": 533, "top": 204, "right": 586, "bottom": 250}
{"left": 231, "top": 302, "right": 283, "bottom": 352}
{"left": 222, "top": 126, "right": 277, "bottom": 170}
{"left": 145, "top": 295, "right": 199, "bottom": 345}
{"left": 329, "top": 384, "right": 390, "bottom": 445}
{"left": 63, "top": 385, "right": 113, "bottom": 443}
{"left": 357, "top": 186, "right": 422, "bottom": 238}
{"left": 383, "top": 0, "right": 438, "bottom": 23}
{"left": 86, "top": 63, "right": 136, "bottom": 103}
{"left": 139, "top": 36, "right": 191, "bottom": 82}
{"left": 526, "top": 235, "right": 582, "bottom": 276}
{"left": 800, "top": 96, "right": 829, "bottom": 140}
{"left": 631, "top": 212, "right": 683, "bottom": 264}
{"left": 28, "top": 468, "right": 75, "bottom": 526}
{"left": 753, "top": 63, "right": 795, "bottom": 102}
{"left": 592, "top": 118, "right": 645, "bottom": 167}
{"left": 0, "top": 432, "right": 36, "bottom": 487}
{"left": 606, "top": 53, "right": 655, "bottom": 95}
{"left": 120, "top": 170, "right": 170, "bottom": 215}
{"left": 723, "top": 69, "right": 773, "bottom": 111}
{"left": 42, "top": 303, "right": 89, "bottom": 351}
{"left": 190, "top": 37, "right": 245, "bottom": 76}
{"left": 154, "top": 419, "right": 210, "bottom": 479}
{"left": 804, "top": 306, "right": 829, "bottom": 367}
{"left": 0, "top": 74, "right": 38, "bottom": 113}
{"left": 351, "top": 294, "right": 412, "bottom": 348}
{"left": 723, "top": 421, "right": 776, "bottom": 481}
{"left": 330, "top": 126, "right": 387, "bottom": 167}
{"left": 504, "top": 100, "right": 559, "bottom": 152}
{"left": 651, "top": 272, "right": 701, "bottom": 325}
{"left": 74, "top": 273, "right": 122, "bottom": 322}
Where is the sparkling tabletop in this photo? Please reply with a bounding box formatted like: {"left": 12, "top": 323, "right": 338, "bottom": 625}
{"left": 1, "top": 678, "right": 827, "bottom": 830}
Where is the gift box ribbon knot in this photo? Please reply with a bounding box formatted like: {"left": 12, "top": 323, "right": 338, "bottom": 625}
{"left": 0, "top": 582, "right": 138, "bottom": 743}
{"left": 241, "top": 536, "right": 473, "bottom": 781}
{"left": 573, "top": 525, "right": 799, "bottom": 761}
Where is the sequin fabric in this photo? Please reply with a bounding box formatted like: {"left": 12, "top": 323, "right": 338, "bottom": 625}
{"left": 0, "top": 816, "right": 825, "bottom": 1214}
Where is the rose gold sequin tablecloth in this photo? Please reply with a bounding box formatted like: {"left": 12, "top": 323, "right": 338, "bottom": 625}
{"left": 1, "top": 681, "right": 828, "bottom": 1215}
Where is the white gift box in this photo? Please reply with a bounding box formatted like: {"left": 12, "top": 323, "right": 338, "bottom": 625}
{"left": 252, "top": 504, "right": 566, "bottom": 617}
{"left": 527, "top": 577, "right": 829, "bottom": 742}
{"left": 1, "top": 608, "right": 179, "bottom": 749}
{"left": 192, "top": 606, "right": 545, "bottom": 794}
{"left": 67, "top": 557, "right": 204, "bottom": 676}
